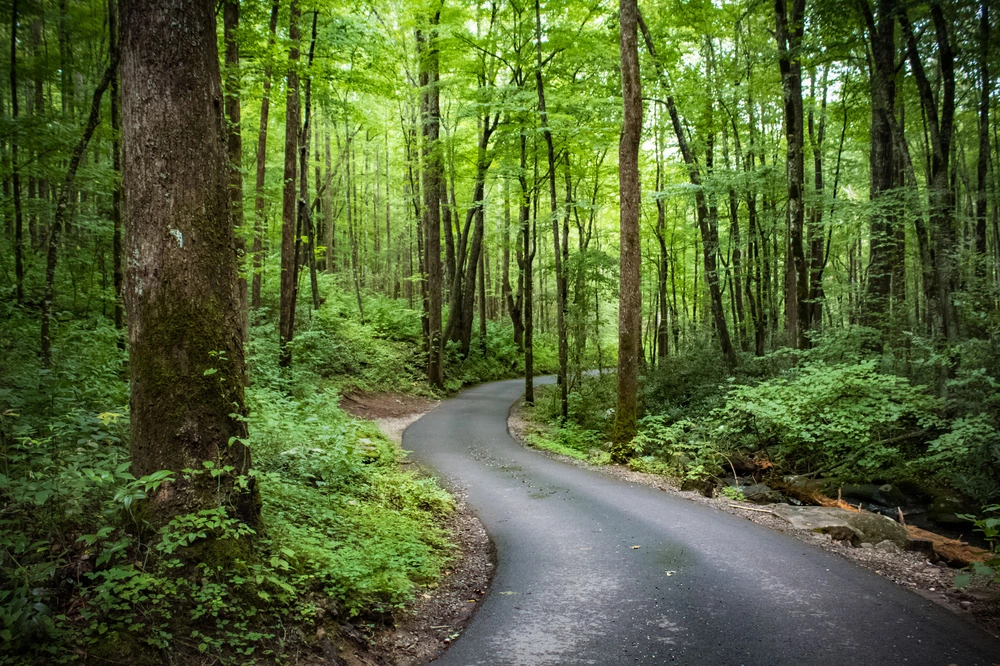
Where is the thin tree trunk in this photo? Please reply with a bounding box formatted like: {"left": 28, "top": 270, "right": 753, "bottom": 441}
{"left": 10, "top": 0, "right": 24, "bottom": 304}
{"left": 109, "top": 0, "right": 124, "bottom": 337}
{"left": 41, "top": 58, "right": 117, "bottom": 366}
{"left": 974, "top": 1, "right": 990, "bottom": 267}
{"left": 534, "top": 0, "right": 568, "bottom": 419}
{"left": 301, "top": 12, "right": 320, "bottom": 313}
{"left": 278, "top": 0, "right": 301, "bottom": 367}
{"left": 223, "top": 0, "right": 246, "bottom": 340}
{"left": 251, "top": 0, "right": 279, "bottom": 310}
{"left": 775, "top": 0, "right": 808, "bottom": 347}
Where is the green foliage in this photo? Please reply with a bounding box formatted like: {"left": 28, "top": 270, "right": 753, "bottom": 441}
{"left": 953, "top": 505, "right": 1000, "bottom": 589}
{"left": 715, "top": 361, "right": 942, "bottom": 479}
{"left": 720, "top": 486, "right": 746, "bottom": 501}
{"left": 0, "top": 380, "right": 454, "bottom": 663}
{"left": 912, "top": 415, "right": 1000, "bottom": 504}
{"left": 632, "top": 417, "right": 724, "bottom": 481}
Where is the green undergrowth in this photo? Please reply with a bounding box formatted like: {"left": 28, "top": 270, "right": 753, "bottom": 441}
{"left": 524, "top": 329, "right": 1000, "bottom": 510}
{"left": 0, "top": 297, "right": 458, "bottom": 663}
{"left": 252, "top": 276, "right": 558, "bottom": 398}
{"left": 0, "top": 383, "right": 454, "bottom": 664}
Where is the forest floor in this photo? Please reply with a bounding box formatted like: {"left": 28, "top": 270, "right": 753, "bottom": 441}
{"left": 507, "top": 401, "right": 1000, "bottom": 640}
{"left": 337, "top": 393, "right": 494, "bottom": 665}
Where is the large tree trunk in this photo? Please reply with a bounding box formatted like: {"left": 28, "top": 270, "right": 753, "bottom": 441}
{"left": 251, "top": 0, "right": 280, "bottom": 310}
{"left": 419, "top": 14, "right": 444, "bottom": 388}
{"left": 278, "top": 0, "right": 301, "bottom": 367}
{"left": 120, "top": 0, "right": 260, "bottom": 530}
{"left": 612, "top": 0, "right": 642, "bottom": 460}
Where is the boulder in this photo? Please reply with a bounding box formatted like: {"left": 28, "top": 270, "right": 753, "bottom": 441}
{"left": 875, "top": 539, "right": 902, "bottom": 554}
{"left": 926, "top": 495, "right": 972, "bottom": 525}
{"left": 681, "top": 478, "right": 714, "bottom": 497}
{"left": 875, "top": 484, "right": 907, "bottom": 508}
{"left": 739, "top": 483, "right": 784, "bottom": 504}
{"left": 768, "top": 504, "right": 910, "bottom": 549}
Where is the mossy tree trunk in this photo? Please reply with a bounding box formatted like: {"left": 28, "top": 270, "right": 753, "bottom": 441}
{"left": 120, "top": 0, "right": 261, "bottom": 530}
{"left": 612, "top": 0, "right": 642, "bottom": 461}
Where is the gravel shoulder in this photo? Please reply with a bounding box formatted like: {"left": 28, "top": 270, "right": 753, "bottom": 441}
{"left": 507, "top": 399, "right": 1000, "bottom": 639}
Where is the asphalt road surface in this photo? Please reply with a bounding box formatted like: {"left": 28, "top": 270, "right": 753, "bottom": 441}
{"left": 402, "top": 377, "right": 1000, "bottom": 665}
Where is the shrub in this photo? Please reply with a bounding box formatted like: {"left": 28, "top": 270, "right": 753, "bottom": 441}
{"left": 714, "top": 361, "right": 943, "bottom": 479}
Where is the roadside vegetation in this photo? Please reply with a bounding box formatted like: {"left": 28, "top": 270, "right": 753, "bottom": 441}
{"left": 523, "top": 326, "right": 1000, "bottom": 587}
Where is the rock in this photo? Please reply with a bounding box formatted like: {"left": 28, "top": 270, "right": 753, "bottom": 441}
{"left": 681, "top": 478, "right": 714, "bottom": 497}
{"left": 767, "top": 504, "right": 910, "bottom": 548}
{"left": 875, "top": 540, "right": 901, "bottom": 554}
{"left": 840, "top": 483, "right": 881, "bottom": 503}
{"left": 860, "top": 542, "right": 875, "bottom": 549}
{"left": 926, "top": 495, "right": 971, "bottom": 525}
{"left": 739, "top": 483, "right": 784, "bottom": 504}
{"left": 875, "top": 484, "right": 907, "bottom": 508}
{"left": 718, "top": 476, "right": 755, "bottom": 488}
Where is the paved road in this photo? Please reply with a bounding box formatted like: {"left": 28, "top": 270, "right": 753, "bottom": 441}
{"left": 403, "top": 377, "right": 1000, "bottom": 665}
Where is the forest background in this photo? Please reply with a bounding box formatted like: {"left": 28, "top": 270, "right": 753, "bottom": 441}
{"left": 1, "top": 0, "right": 999, "bottom": 661}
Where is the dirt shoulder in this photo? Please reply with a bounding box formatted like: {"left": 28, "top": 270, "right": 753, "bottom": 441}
{"left": 507, "top": 400, "right": 1000, "bottom": 639}
{"left": 336, "top": 392, "right": 494, "bottom": 666}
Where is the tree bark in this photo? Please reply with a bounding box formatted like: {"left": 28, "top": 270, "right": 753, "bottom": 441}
{"left": 251, "top": 0, "right": 279, "bottom": 310}
{"left": 775, "top": 0, "right": 808, "bottom": 347}
{"left": 223, "top": 0, "right": 246, "bottom": 341}
{"left": 419, "top": 13, "right": 444, "bottom": 388}
{"left": 120, "top": 0, "right": 260, "bottom": 530}
{"left": 278, "top": 0, "right": 301, "bottom": 367}
{"left": 10, "top": 0, "right": 24, "bottom": 304}
{"left": 612, "top": 0, "right": 642, "bottom": 459}
{"left": 109, "top": 0, "right": 124, "bottom": 337}
{"left": 858, "top": 0, "right": 904, "bottom": 334}
{"left": 974, "top": 1, "right": 990, "bottom": 269}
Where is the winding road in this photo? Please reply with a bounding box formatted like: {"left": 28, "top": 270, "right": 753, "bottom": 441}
{"left": 402, "top": 377, "right": 1000, "bottom": 665}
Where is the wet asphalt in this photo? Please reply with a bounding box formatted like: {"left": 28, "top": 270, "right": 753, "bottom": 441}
{"left": 402, "top": 377, "right": 1000, "bottom": 665}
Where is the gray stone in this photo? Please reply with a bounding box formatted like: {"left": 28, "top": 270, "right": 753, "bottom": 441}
{"left": 767, "top": 504, "right": 910, "bottom": 549}
{"left": 875, "top": 539, "right": 902, "bottom": 554}
{"left": 739, "top": 483, "right": 784, "bottom": 504}
{"left": 860, "top": 542, "right": 875, "bottom": 549}
{"left": 875, "top": 484, "right": 907, "bottom": 508}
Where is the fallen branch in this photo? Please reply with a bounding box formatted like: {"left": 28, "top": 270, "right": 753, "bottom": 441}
{"left": 905, "top": 525, "right": 990, "bottom": 567}
{"left": 728, "top": 504, "right": 779, "bottom": 516}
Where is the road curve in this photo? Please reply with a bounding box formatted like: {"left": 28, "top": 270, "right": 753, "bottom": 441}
{"left": 402, "top": 377, "right": 1000, "bottom": 665}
